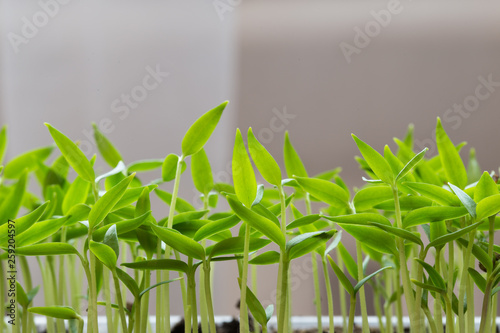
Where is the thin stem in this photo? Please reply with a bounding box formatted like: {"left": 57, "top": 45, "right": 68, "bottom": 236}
{"left": 188, "top": 267, "right": 198, "bottom": 333}
{"left": 140, "top": 270, "right": 151, "bottom": 333}
{"left": 447, "top": 241, "right": 455, "bottom": 333}
{"left": 321, "top": 256, "right": 334, "bottom": 333}
{"left": 112, "top": 269, "right": 129, "bottom": 333}
{"left": 199, "top": 242, "right": 209, "bottom": 333}
{"left": 423, "top": 306, "right": 439, "bottom": 333}
{"left": 458, "top": 229, "right": 474, "bottom": 333}
{"left": 135, "top": 298, "right": 141, "bottom": 333}
{"left": 240, "top": 224, "right": 251, "bottom": 333}
{"left": 155, "top": 240, "right": 163, "bottom": 333}
{"left": 311, "top": 254, "right": 322, "bottom": 333}
{"left": 384, "top": 269, "right": 393, "bottom": 333}
{"left": 443, "top": 293, "right": 455, "bottom": 333}
{"left": 203, "top": 261, "right": 217, "bottom": 333}
{"left": 395, "top": 269, "right": 403, "bottom": 333}
{"left": 355, "top": 242, "right": 369, "bottom": 333}
{"left": 373, "top": 291, "right": 384, "bottom": 333}
{"left": 21, "top": 306, "right": 27, "bottom": 333}
{"left": 78, "top": 317, "right": 85, "bottom": 333}
{"left": 347, "top": 296, "right": 356, "bottom": 333}
{"left": 251, "top": 256, "right": 259, "bottom": 333}
{"left": 490, "top": 293, "right": 498, "bottom": 333}
{"left": 336, "top": 247, "right": 348, "bottom": 332}
{"left": 0, "top": 260, "right": 5, "bottom": 332}
{"left": 434, "top": 249, "right": 443, "bottom": 333}
{"left": 88, "top": 246, "right": 99, "bottom": 333}
{"left": 392, "top": 185, "right": 417, "bottom": 332}
{"left": 277, "top": 256, "right": 289, "bottom": 333}
{"left": 414, "top": 248, "right": 427, "bottom": 333}
{"left": 103, "top": 269, "right": 114, "bottom": 333}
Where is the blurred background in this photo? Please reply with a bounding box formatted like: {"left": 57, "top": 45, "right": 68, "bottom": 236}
{"left": 1, "top": 0, "right": 500, "bottom": 318}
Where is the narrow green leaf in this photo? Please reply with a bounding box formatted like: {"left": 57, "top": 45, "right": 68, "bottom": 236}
{"left": 352, "top": 134, "right": 394, "bottom": 184}
{"left": 352, "top": 186, "right": 393, "bottom": 211}
{"left": 227, "top": 196, "right": 285, "bottom": 248}
{"left": 191, "top": 148, "right": 214, "bottom": 195}
{"left": 17, "top": 282, "right": 29, "bottom": 307}
{"left": 324, "top": 213, "right": 391, "bottom": 227}
{"left": 415, "top": 259, "right": 446, "bottom": 290}
{"left": 294, "top": 177, "right": 349, "bottom": 209}
{"left": 152, "top": 225, "right": 205, "bottom": 260}
{"left": 181, "top": 101, "right": 227, "bottom": 156}
{"left": 29, "top": 306, "right": 80, "bottom": 320}
{"left": 427, "top": 220, "right": 485, "bottom": 250}
{"left": 0, "top": 172, "right": 28, "bottom": 225}
{"left": 341, "top": 225, "right": 397, "bottom": 256}
{"left": 62, "top": 176, "right": 91, "bottom": 215}
{"left": 373, "top": 196, "right": 433, "bottom": 211}
{"left": 14, "top": 216, "right": 69, "bottom": 247}
{"left": 286, "top": 214, "right": 321, "bottom": 230}
{"left": 238, "top": 277, "right": 269, "bottom": 326}
{"left": 286, "top": 231, "right": 335, "bottom": 260}
{"left": 93, "top": 123, "right": 122, "bottom": 168}
{"left": 247, "top": 127, "right": 282, "bottom": 186}
{"left": 3, "top": 145, "right": 53, "bottom": 179}
{"left": 369, "top": 222, "right": 423, "bottom": 247}
{"left": 0, "top": 201, "right": 48, "bottom": 244}
{"left": 476, "top": 194, "right": 500, "bottom": 221}
{"left": 155, "top": 189, "right": 195, "bottom": 213}
{"left": 115, "top": 267, "right": 140, "bottom": 298}
{"left": 249, "top": 251, "right": 280, "bottom": 265}
{"left": 338, "top": 242, "right": 358, "bottom": 280}
{"left": 89, "top": 241, "right": 117, "bottom": 269}
{"left": 127, "top": 159, "right": 164, "bottom": 173}
{"left": 411, "top": 279, "right": 445, "bottom": 294}
{"left": 65, "top": 204, "right": 91, "bottom": 226}
{"left": 436, "top": 118, "right": 467, "bottom": 189}
{"left": 327, "top": 255, "right": 354, "bottom": 296}
{"left": 354, "top": 266, "right": 392, "bottom": 294}
{"left": 103, "top": 225, "right": 119, "bottom": 259}
{"left": 475, "top": 172, "right": 499, "bottom": 203}
{"left": 449, "top": 183, "right": 477, "bottom": 218}
{"left": 139, "top": 277, "right": 183, "bottom": 299}
{"left": 468, "top": 268, "right": 486, "bottom": 293}
{"left": 208, "top": 237, "right": 271, "bottom": 259}
{"left": 193, "top": 214, "right": 240, "bottom": 241}
{"left": 95, "top": 161, "right": 126, "bottom": 185}
{"left": 122, "top": 259, "right": 189, "bottom": 273}
{"left": 396, "top": 148, "right": 428, "bottom": 181}
{"left": 45, "top": 123, "right": 95, "bottom": 183}
{"left": 89, "top": 173, "right": 135, "bottom": 230}
{"left": 403, "top": 182, "right": 461, "bottom": 206}
{"left": 283, "top": 131, "right": 308, "bottom": 178}
{"left": 324, "top": 230, "right": 343, "bottom": 256}
{"left": 403, "top": 206, "right": 468, "bottom": 229}
{"left": 252, "top": 184, "right": 265, "bottom": 207}
{"left": 162, "top": 154, "right": 187, "bottom": 182}
{"left": 232, "top": 128, "right": 257, "bottom": 208}
{"left": 15, "top": 243, "right": 79, "bottom": 256}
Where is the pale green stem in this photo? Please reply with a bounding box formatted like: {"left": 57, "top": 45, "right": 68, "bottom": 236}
{"left": 490, "top": 293, "right": 497, "bottom": 333}
{"left": 423, "top": 306, "right": 438, "bottom": 333}
{"left": 442, "top": 293, "right": 455, "bottom": 333}
{"left": 88, "top": 245, "right": 99, "bottom": 333}
{"left": 277, "top": 256, "right": 290, "bottom": 333}
{"left": 337, "top": 248, "right": 348, "bottom": 332}
{"left": 155, "top": 240, "right": 163, "bottom": 333}
{"left": 47, "top": 257, "right": 65, "bottom": 332}
{"left": 188, "top": 265, "right": 198, "bottom": 333}
{"left": 240, "top": 224, "right": 251, "bottom": 333}
{"left": 373, "top": 292, "right": 384, "bottom": 333}
{"left": 200, "top": 242, "right": 209, "bottom": 333}
{"left": 347, "top": 296, "right": 356, "bottom": 333}
{"left": 203, "top": 261, "right": 217, "bottom": 333}
{"left": 21, "top": 306, "right": 27, "bottom": 333}
{"left": 414, "top": 248, "right": 427, "bottom": 333}
{"left": 251, "top": 257, "right": 259, "bottom": 333}
{"left": 447, "top": 242, "right": 455, "bottom": 333}
{"left": 458, "top": 229, "right": 474, "bottom": 333}
{"left": 395, "top": 269, "right": 403, "bottom": 333}
{"left": 384, "top": 269, "right": 393, "bottom": 333}
{"left": 135, "top": 297, "right": 142, "bottom": 333}
{"left": 112, "top": 269, "right": 129, "bottom": 333}
{"left": 434, "top": 248, "right": 443, "bottom": 333}
{"left": 77, "top": 317, "right": 85, "bottom": 333}
{"left": 174, "top": 250, "right": 189, "bottom": 325}
{"left": 38, "top": 257, "right": 54, "bottom": 333}
{"left": 392, "top": 185, "right": 417, "bottom": 332}
{"left": 311, "top": 253, "right": 322, "bottom": 333}
{"left": 321, "top": 257, "right": 334, "bottom": 333}
{"left": 103, "top": 269, "right": 114, "bottom": 333}
{"left": 140, "top": 270, "right": 151, "bottom": 333}
{"left": 162, "top": 155, "right": 185, "bottom": 333}
{"left": 19, "top": 256, "right": 35, "bottom": 333}
{"left": 356, "top": 242, "right": 369, "bottom": 333}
